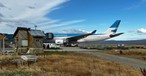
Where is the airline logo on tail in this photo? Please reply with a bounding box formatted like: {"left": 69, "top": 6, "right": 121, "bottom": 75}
{"left": 105, "top": 20, "right": 121, "bottom": 34}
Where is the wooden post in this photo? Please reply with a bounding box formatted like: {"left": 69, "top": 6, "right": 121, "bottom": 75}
{"left": 140, "top": 68, "right": 146, "bottom": 76}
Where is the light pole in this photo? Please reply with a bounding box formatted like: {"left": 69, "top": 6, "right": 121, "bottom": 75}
{"left": 0, "top": 40, "right": 1, "bottom": 52}
{"left": 2, "top": 36, "right": 6, "bottom": 53}
{"left": 34, "top": 25, "right": 37, "bottom": 30}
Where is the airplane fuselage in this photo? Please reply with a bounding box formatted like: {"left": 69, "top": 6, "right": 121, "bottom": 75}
{"left": 77, "top": 34, "right": 110, "bottom": 42}
{"left": 53, "top": 34, "right": 111, "bottom": 44}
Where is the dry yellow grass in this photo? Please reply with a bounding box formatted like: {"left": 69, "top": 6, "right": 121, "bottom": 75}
{"left": 0, "top": 53, "right": 142, "bottom": 76}
{"left": 0, "top": 55, "right": 19, "bottom": 60}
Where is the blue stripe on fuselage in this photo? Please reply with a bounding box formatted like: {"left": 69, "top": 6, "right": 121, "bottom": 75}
{"left": 53, "top": 33, "right": 104, "bottom": 37}
{"left": 54, "top": 33, "right": 81, "bottom": 37}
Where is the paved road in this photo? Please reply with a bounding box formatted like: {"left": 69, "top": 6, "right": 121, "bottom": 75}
{"left": 45, "top": 47, "right": 97, "bottom": 51}
{"left": 61, "top": 47, "right": 146, "bottom": 69}
{"left": 81, "top": 51, "right": 146, "bottom": 69}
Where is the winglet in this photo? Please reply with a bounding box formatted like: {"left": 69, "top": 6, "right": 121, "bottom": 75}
{"left": 91, "top": 30, "right": 96, "bottom": 34}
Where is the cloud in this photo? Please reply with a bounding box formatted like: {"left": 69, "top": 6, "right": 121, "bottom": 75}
{"left": 28, "top": 6, "right": 36, "bottom": 9}
{"left": 39, "top": 19, "right": 85, "bottom": 30}
{"left": 0, "top": 13, "right": 4, "bottom": 17}
{"left": 126, "top": 0, "right": 146, "bottom": 10}
{"left": 0, "top": 2, "right": 5, "bottom": 7}
{"left": 137, "top": 28, "right": 146, "bottom": 34}
{"left": 11, "top": 0, "right": 67, "bottom": 20}
{"left": 0, "top": 0, "right": 71, "bottom": 33}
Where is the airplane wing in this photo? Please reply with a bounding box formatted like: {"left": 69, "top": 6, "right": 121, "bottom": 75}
{"left": 66, "top": 30, "right": 96, "bottom": 42}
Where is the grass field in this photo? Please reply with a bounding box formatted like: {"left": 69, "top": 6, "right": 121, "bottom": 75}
{"left": 0, "top": 51, "right": 142, "bottom": 76}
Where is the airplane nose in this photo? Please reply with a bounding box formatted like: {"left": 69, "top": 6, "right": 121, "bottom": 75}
{"left": 110, "top": 33, "right": 124, "bottom": 38}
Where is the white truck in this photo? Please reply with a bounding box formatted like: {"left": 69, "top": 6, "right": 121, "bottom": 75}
{"left": 43, "top": 43, "right": 60, "bottom": 49}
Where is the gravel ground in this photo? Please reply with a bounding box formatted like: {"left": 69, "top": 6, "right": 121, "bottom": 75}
{"left": 61, "top": 47, "right": 146, "bottom": 69}
{"left": 81, "top": 51, "right": 146, "bottom": 69}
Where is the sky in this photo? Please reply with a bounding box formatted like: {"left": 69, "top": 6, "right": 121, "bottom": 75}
{"left": 0, "top": 0, "right": 146, "bottom": 40}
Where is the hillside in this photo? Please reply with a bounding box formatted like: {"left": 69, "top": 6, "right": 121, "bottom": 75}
{"left": 85, "top": 39, "right": 146, "bottom": 45}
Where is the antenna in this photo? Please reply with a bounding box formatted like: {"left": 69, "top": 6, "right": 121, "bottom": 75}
{"left": 34, "top": 25, "right": 37, "bottom": 30}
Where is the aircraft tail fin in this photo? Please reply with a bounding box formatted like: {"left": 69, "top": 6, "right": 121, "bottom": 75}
{"left": 105, "top": 20, "right": 121, "bottom": 34}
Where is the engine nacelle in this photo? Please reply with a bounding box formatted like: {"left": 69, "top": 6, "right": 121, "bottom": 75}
{"left": 55, "top": 40, "right": 64, "bottom": 44}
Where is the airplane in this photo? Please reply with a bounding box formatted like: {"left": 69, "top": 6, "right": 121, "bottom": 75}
{"left": 44, "top": 20, "right": 123, "bottom": 46}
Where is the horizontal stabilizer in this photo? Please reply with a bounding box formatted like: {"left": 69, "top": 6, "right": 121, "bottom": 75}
{"left": 110, "top": 33, "right": 124, "bottom": 38}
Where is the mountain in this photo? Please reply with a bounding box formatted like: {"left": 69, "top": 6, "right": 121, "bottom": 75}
{"left": 84, "top": 39, "right": 146, "bottom": 45}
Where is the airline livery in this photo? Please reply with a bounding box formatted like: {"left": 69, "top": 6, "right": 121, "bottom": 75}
{"left": 45, "top": 20, "right": 123, "bottom": 46}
